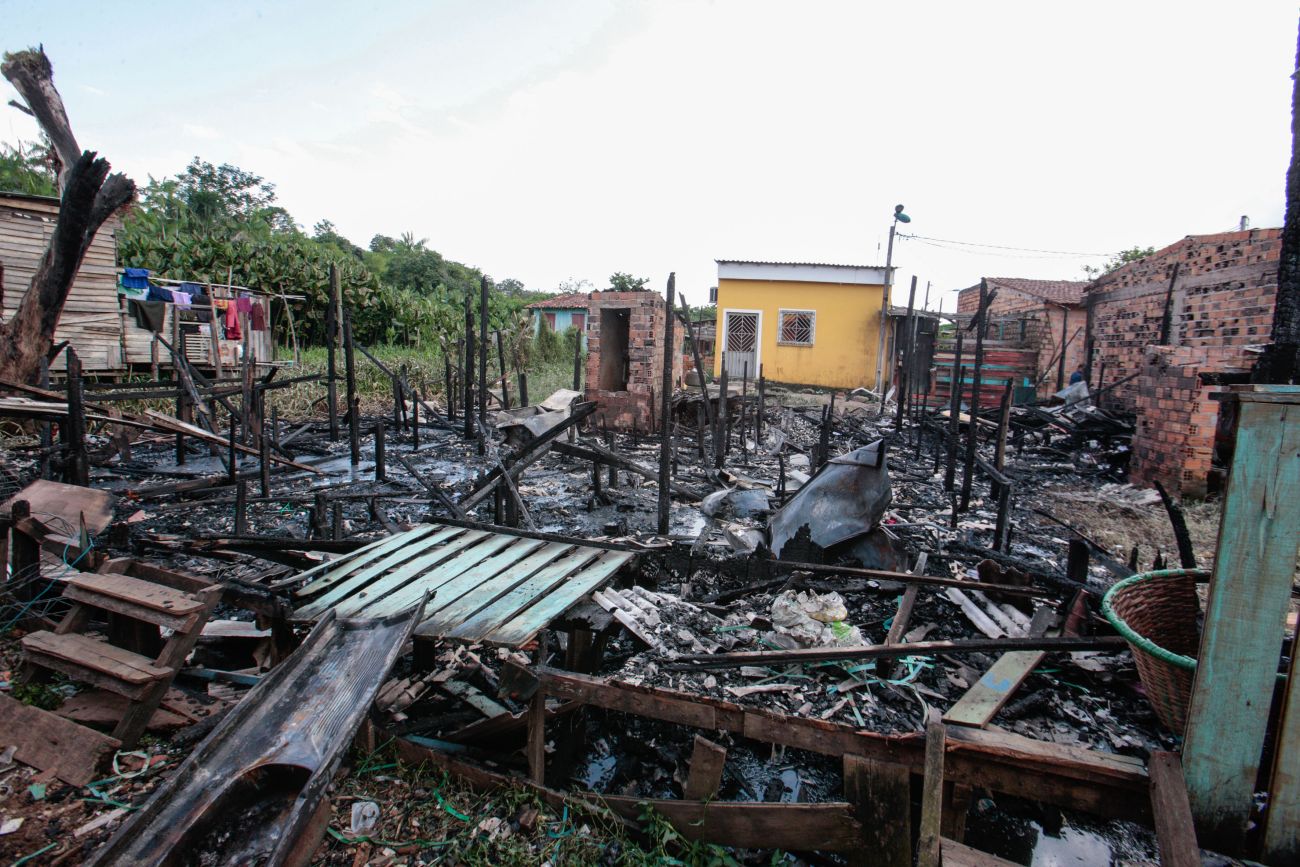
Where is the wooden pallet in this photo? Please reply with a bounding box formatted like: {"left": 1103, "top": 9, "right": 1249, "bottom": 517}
{"left": 20, "top": 570, "right": 220, "bottom": 748}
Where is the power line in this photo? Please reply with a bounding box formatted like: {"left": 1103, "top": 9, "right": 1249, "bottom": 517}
{"left": 897, "top": 233, "right": 1112, "bottom": 258}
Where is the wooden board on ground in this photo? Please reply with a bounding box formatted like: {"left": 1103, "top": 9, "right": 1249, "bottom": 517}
{"left": 0, "top": 693, "right": 120, "bottom": 786}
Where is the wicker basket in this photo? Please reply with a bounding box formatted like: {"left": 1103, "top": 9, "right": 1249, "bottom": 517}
{"left": 1101, "top": 568, "right": 1209, "bottom": 733}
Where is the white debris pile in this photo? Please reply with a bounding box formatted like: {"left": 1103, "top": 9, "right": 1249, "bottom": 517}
{"left": 770, "top": 590, "right": 865, "bottom": 647}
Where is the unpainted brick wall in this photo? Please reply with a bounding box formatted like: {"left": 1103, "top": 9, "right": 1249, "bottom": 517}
{"left": 954, "top": 284, "right": 1085, "bottom": 397}
{"left": 584, "top": 290, "right": 683, "bottom": 431}
{"left": 1087, "top": 229, "right": 1280, "bottom": 416}
{"left": 1089, "top": 228, "right": 1280, "bottom": 497}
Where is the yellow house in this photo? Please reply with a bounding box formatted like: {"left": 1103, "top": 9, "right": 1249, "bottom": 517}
{"left": 712, "top": 260, "right": 891, "bottom": 390}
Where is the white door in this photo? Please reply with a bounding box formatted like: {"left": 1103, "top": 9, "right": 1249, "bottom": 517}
{"left": 722, "top": 310, "right": 760, "bottom": 380}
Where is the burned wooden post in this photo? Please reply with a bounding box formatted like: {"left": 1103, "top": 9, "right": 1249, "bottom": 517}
{"left": 993, "top": 382, "right": 1013, "bottom": 483}
{"left": 917, "top": 719, "right": 946, "bottom": 867}
{"left": 895, "top": 275, "right": 917, "bottom": 431}
{"left": 463, "top": 288, "right": 475, "bottom": 440}
{"left": 1066, "top": 538, "right": 1090, "bottom": 585}
{"left": 658, "top": 273, "right": 676, "bottom": 535}
{"left": 312, "top": 491, "right": 328, "bottom": 540}
{"left": 756, "top": 364, "right": 765, "bottom": 446}
{"left": 960, "top": 281, "right": 989, "bottom": 511}
{"left": 259, "top": 404, "right": 271, "bottom": 498}
{"left": 943, "top": 334, "right": 965, "bottom": 491}
{"left": 739, "top": 361, "right": 749, "bottom": 464}
{"left": 227, "top": 414, "right": 238, "bottom": 484}
{"left": 496, "top": 330, "right": 510, "bottom": 410}
{"left": 344, "top": 312, "right": 360, "bottom": 467}
{"left": 374, "top": 423, "right": 386, "bottom": 482}
{"left": 391, "top": 374, "right": 403, "bottom": 431}
{"left": 326, "top": 263, "right": 340, "bottom": 442}
{"left": 572, "top": 318, "right": 583, "bottom": 392}
{"left": 678, "top": 297, "right": 715, "bottom": 435}
{"left": 234, "top": 481, "right": 248, "bottom": 535}
{"left": 713, "top": 363, "right": 729, "bottom": 469}
{"left": 443, "top": 341, "right": 456, "bottom": 422}
{"left": 478, "top": 275, "right": 489, "bottom": 429}
{"left": 817, "top": 394, "right": 835, "bottom": 468}
{"left": 331, "top": 501, "right": 344, "bottom": 540}
{"left": 1056, "top": 301, "right": 1072, "bottom": 391}
{"left": 411, "top": 394, "right": 420, "bottom": 451}
{"left": 517, "top": 360, "right": 529, "bottom": 407}
{"left": 64, "top": 347, "right": 88, "bottom": 486}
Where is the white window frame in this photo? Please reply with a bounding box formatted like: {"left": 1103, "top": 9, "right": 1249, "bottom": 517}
{"left": 777, "top": 308, "right": 816, "bottom": 347}
{"left": 720, "top": 308, "right": 763, "bottom": 371}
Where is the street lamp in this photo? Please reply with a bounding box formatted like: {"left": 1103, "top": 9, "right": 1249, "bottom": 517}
{"left": 874, "top": 205, "right": 910, "bottom": 394}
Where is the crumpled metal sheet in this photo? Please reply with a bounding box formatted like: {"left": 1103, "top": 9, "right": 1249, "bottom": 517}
{"left": 88, "top": 602, "right": 424, "bottom": 867}
{"left": 768, "top": 440, "right": 890, "bottom": 558}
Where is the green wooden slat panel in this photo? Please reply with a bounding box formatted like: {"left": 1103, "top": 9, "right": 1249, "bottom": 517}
{"left": 293, "top": 526, "right": 469, "bottom": 619}
{"left": 418, "top": 542, "right": 575, "bottom": 635}
{"left": 484, "top": 550, "right": 634, "bottom": 646}
{"left": 1264, "top": 640, "right": 1300, "bottom": 862}
{"left": 295, "top": 524, "right": 447, "bottom": 597}
{"left": 342, "top": 532, "right": 520, "bottom": 618}
{"left": 442, "top": 547, "right": 604, "bottom": 642}
{"left": 388, "top": 536, "right": 546, "bottom": 622}
{"left": 325, "top": 529, "right": 498, "bottom": 619}
{"left": 1183, "top": 392, "right": 1300, "bottom": 847}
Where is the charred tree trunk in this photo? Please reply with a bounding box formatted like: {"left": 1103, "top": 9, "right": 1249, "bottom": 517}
{"left": 0, "top": 48, "right": 135, "bottom": 385}
{"left": 1255, "top": 20, "right": 1300, "bottom": 383}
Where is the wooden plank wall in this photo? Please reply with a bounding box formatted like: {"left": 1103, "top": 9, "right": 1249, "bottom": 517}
{"left": 0, "top": 194, "right": 124, "bottom": 373}
{"left": 928, "top": 342, "right": 1037, "bottom": 409}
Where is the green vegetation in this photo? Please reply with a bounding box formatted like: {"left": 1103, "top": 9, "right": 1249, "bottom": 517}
{"left": 0, "top": 138, "right": 56, "bottom": 196}
{"left": 1083, "top": 245, "right": 1157, "bottom": 279}
{"left": 324, "top": 744, "right": 750, "bottom": 866}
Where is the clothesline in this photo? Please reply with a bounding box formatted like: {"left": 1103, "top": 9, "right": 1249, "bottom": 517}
{"left": 146, "top": 275, "right": 306, "bottom": 301}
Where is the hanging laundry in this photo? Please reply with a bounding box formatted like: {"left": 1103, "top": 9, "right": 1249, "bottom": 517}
{"left": 191, "top": 288, "right": 213, "bottom": 324}
{"left": 120, "top": 268, "right": 151, "bottom": 290}
{"left": 250, "top": 300, "right": 267, "bottom": 331}
{"left": 147, "top": 283, "right": 172, "bottom": 304}
{"left": 235, "top": 297, "right": 254, "bottom": 316}
{"left": 128, "top": 299, "right": 165, "bottom": 332}
{"left": 179, "top": 282, "right": 204, "bottom": 294}
{"left": 169, "top": 289, "right": 192, "bottom": 308}
{"left": 225, "top": 302, "right": 241, "bottom": 341}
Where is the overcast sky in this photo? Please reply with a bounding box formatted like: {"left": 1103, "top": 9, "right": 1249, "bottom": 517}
{"left": 3, "top": 1, "right": 1295, "bottom": 310}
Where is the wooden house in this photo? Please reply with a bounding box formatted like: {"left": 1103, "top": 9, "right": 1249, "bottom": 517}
{"left": 1, "top": 192, "right": 283, "bottom": 377}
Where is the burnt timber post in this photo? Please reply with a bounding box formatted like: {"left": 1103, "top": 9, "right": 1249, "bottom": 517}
{"left": 1182, "top": 385, "right": 1300, "bottom": 858}
{"left": 959, "top": 281, "right": 988, "bottom": 511}
{"left": 326, "top": 264, "right": 340, "bottom": 442}
{"left": 478, "top": 275, "right": 490, "bottom": 431}
{"left": 463, "top": 287, "right": 475, "bottom": 440}
{"left": 895, "top": 275, "right": 917, "bottom": 431}
{"left": 64, "top": 347, "right": 89, "bottom": 486}
{"left": 496, "top": 330, "right": 510, "bottom": 410}
{"left": 943, "top": 332, "right": 964, "bottom": 492}
{"left": 344, "top": 311, "right": 360, "bottom": 466}
{"left": 658, "top": 273, "right": 676, "bottom": 535}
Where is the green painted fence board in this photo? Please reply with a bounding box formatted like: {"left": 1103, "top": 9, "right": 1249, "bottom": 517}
{"left": 1183, "top": 388, "right": 1300, "bottom": 849}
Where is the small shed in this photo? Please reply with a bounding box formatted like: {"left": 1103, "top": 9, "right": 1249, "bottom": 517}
{"left": 1, "top": 192, "right": 124, "bottom": 373}
{"left": 526, "top": 291, "right": 590, "bottom": 349}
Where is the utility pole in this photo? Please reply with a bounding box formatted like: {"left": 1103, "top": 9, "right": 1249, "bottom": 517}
{"left": 873, "top": 205, "right": 910, "bottom": 395}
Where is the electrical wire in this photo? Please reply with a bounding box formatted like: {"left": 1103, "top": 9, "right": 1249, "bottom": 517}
{"left": 897, "top": 233, "right": 1112, "bottom": 258}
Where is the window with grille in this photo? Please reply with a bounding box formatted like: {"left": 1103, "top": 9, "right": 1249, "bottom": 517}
{"left": 778, "top": 309, "right": 815, "bottom": 346}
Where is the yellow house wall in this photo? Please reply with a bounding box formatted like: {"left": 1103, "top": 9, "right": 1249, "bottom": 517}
{"left": 712, "top": 278, "right": 886, "bottom": 389}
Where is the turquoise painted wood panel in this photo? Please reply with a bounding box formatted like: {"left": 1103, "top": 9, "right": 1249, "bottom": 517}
{"left": 391, "top": 537, "right": 547, "bottom": 622}
{"left": 295, "top": 525, "right": 446, "bottom": 597}
{"left": 341, "top": 533, "right": 520, "bottom": 618}
{"left": 442, "top": 547, "right": 605, "bottom": 642}
{"left": 485, "top": 550, "right": 634, "bottom": 646}
{"left": 1264, "top": 641, "right": 1300, "bottom": 863}
{"left": 1183, "top": 389, "right": 1300, "bottom": 848}
{"left": 293, "top": 527, "right": 477, "bottom": 619}
{"left": 418, "top": 542, "right": 575, "bottom": 635}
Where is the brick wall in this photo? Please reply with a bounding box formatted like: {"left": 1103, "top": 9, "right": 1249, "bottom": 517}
{"left": 954, "top": 284, "right": 1085, "bottom": 397}
{"left": 1129, "top": 346, "right": 1224, "bottom": 497}
{"left": 1088, "top": 228, "right": 1280, "bottom": 497}
{"left": 584, "top": 290, "right": 683, "bottom": 431}
{"left": 1087, "top": 229, "right": 1280, "bottom": 415}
